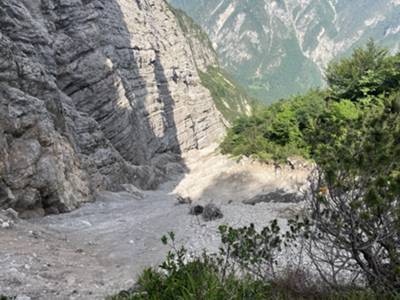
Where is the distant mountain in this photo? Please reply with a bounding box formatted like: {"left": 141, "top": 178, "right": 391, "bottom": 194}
{"left": 168, "top": 4, "right": 255, "bottom": 122}
{"left": 169, "top": 0, "right": 400, "bottom": 103}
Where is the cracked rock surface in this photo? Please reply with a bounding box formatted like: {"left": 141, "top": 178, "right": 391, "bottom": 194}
{"left": 0, "top": 0, "right": 224, "bottom": 214}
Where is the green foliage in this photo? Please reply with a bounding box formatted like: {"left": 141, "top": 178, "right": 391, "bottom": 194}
{"left": 109, "top": 42, "right": 400, "bottom": 300}
{"left": 307, "top": 95, "right": 400, "bottom": 289}
{"left": 167, "top": 3, "right": 215, "bottom": 52}
{"left": 199, "top": 66, "right": 256, "bottom": 123}
{"left": 167, "top": 4, "right": 257, "bottom": 122}
{"left": 326, "top": 40, "right": 400, "bottom": 102}
{"left": 109, "top": 232, "right": 272, "bottom": 300}
{"left": 222, "top": 42, "right": 400, "bottom": 162}
{"left": 221, "top": 89, "right": 326, "bottom": 161}
{"left": 109, "top": 229, "right": 399, "bottom": 300}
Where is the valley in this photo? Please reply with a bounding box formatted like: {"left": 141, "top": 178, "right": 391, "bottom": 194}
{"left": 169, "top": 0, "right": 400, "bottom": 102}
{"left": 0, "top": 145, "right": 309, "bottom": 299}
{"left": 1, "top": 0, "right": 399, "bottom": 299}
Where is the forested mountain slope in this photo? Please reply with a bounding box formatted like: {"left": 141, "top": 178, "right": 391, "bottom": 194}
{"left": 169, "top": 0, "right": 400, "bottom": 102}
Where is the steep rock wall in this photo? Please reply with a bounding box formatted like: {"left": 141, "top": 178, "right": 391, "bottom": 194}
{"left": 0, "top": 0, "right": 224, "bottom": 215}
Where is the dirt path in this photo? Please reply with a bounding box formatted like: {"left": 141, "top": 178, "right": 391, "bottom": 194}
{"left": 0, "top": 146, "right": 310, "bottom": 299}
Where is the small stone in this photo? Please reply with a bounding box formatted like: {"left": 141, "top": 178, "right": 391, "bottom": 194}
{"left": 1, "top": 221, "right": 11, "bottom": 229}
{"left": 16, "top": 295, "right": 31, "bottom": 300}
{"left": 5, "top": 208, "right": 19, "bottom": 219}
{"left": 28, "top": 230, "right": 39, "bottom": 239}
{"left": 177, "top": 195, "right": 192, "bottom": 205}
{"left": 80, "top": 220, "right": 92, "bottom": 227}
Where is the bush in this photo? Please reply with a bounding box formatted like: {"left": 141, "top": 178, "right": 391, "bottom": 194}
{"left": 108, "top": 232, "right": 272, "bottom": 300}
{"left": 222, "top": 42, "right": 400, "bottom": 163}
{"left": 110, "top": 41, "right": 400, "bottom": 300}
{"left": 304, "top": 95, "right": 400, "bottom": 290}
{"left": 109, "top": 229, "right": 400, "bottom": 300}
{"left": 220, "top": 89, "right": 326, "bottom": 161}
{"left": 326, "top": 40, "right": 400, "bottom": 102}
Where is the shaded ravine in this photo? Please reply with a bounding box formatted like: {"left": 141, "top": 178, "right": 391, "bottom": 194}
{"left": 0, "top": 0, "right": 224, "bottom": 215}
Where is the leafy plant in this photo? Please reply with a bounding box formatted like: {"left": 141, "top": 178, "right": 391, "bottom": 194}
{"left": 222, "top": 42, "right": 400, "bottom": 163}
{"left": 221, "top": 89, "right": 326, "bottom": 161}
{"left": 305, "top": 95, "right": 400, "bottom": 290}
{"left": 326, "top": 40, "right": 400, "bottom": 102}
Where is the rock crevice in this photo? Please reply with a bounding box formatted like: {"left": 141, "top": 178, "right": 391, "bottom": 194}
{"left": 0, "top": 0, "right": 224, "bottom": 215}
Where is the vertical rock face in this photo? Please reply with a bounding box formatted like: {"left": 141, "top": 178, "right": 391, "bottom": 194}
{"left": 0, "top": 0, "right": 224, "bottom": 215}
{"left": 168, "top": 4, "right": 219, "bottom": 72}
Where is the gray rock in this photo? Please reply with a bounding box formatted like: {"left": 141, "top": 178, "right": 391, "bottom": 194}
{"left": 243, "top": 189, "right": 303, "bottom": 205}
{"left": 16, "top": 296, "right": 31, "bottom": 300}
{"left": 177, "top": 195, "right": 192, "bottom": 205}
{"left": 287, "top": 157, "right": 309, "bottom": 170}
{"left": 0, "top": 0, "right": 224, "bottom": 214}
{"left": 202, "top": 203, "right": 223, "bottom": 221}
{"left": 121, "top": 184, "right": 144, "bottom": 200}
{"left": 4, "top": 208, "right": 18, "bottom": 220}
{"left": 0, "top": 209, "right": 18, "bottom": 228}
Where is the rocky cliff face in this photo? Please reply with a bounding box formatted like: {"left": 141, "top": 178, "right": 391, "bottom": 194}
{"left": 169, "top": 0, "right": 400, "bottom": 103}
{"left": 169, "top": 5, "right": 255, "bottom": 123}
{"left": 168, "top": 4, "right": 219, "bottom": 72}
{"left": 0, "top": 0, "right": 224, "bottom": 216}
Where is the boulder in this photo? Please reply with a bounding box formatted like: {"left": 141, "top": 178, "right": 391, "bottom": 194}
{"left": 202, "top": 203, "right": 223, "bottom": 221}
{"left": 243, "top": 189, "right": 303, "bottom": 205}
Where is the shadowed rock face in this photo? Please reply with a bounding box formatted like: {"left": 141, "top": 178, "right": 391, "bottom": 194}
{"left": 0, "top": 0, "right": 224, "bottom": 215}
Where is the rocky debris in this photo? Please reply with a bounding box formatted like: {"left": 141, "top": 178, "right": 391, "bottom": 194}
{"left": 0, "top": 0, "right": 224, "bottom": 214}
{"left": 0, "top": 147, "right": 309, "bottom": 299}
{"left": 3, "top": 208, "right": 19, "bottom": 220}
{"left": 121, "top": 185, "right": 144, "bottom": 200}
{"left": 188, "top": 203, "right": 223, "bottom": 220}
{"left": 16, "top": 296, "right": 31, "bottom": 300}
{"left": 243, "top": 189, "right": 303, "bottom": 206}
{"left": 286, "top": 157, "right": 312, "bottom": 170}
{"left": 151, "top": 153, "right": 188, "bottom": 177}
{"left": 0, "top": 208, "right": 19, "bottom": 229}
{"left": 177, "top": 195, "right": 192, "bottom": 205}
{"left": 168, "top": 5, "right": 218, "bottom": 73}
{"left": 0, "top": 219, "right": 12, "bottom": 229}
{"left": 202, "top": 203, "right": 223, "bottom": 221}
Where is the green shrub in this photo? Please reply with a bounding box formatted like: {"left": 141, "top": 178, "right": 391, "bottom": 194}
{"left": 199, "top": 66, "right": 256, "bottom": 123}
{"left": 222, "top": 42, "right": 400, "bottom": 163}
{"left": 220, "top": 89, "right": 326, "bottom": 161}
{"left": 109, "top": 229, "right": 400, "bottom": 300}
{"left": 109, "top": 41, "right": 400, "bottom": 300}
{"left": 326, "top": 40, "right": 400, "bottom": 102}
{"left": 305, "top": 94, "right": 400, "bottom": 290}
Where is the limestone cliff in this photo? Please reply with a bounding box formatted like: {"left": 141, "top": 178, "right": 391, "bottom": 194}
{"left": 0, "top": 0, "right": 224, "bottom": 216}
{"left": 169, "top": 5, "right": 255, "bottom": 123}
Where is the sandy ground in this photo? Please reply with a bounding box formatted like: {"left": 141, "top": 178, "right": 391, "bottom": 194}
{"left": 0, "top": 145, "right": 310, "bottom": 300}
